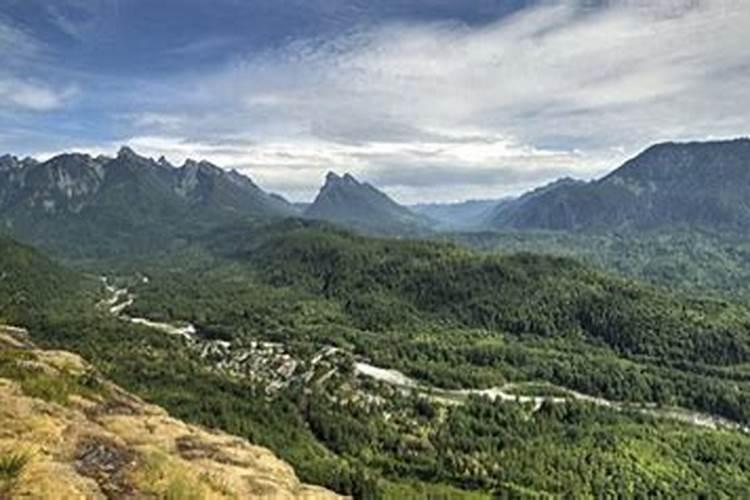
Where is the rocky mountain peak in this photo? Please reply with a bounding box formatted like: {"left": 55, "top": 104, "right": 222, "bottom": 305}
{"left": 323, "top": 171, "right": 360, "bottom": 189}
{"left": 324, "top": 171, "right": 341, "bottom": 184}
{"left": 305, "top": 170, "right": 428, "bottom": 234}
{"left": 157, "top": 155, "right": 172, "bottom": 168}
{"left": 117, "top": 145, "right": 140, "bottom": 159}
{"left": 0, "top": 154, "right": 19, "bottom": 170}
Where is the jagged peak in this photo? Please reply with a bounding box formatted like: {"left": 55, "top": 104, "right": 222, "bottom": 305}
{"left": 323, "top": 171, "right": 360, "bottom": 187}
{"left": 0, "top": 154, "right": 19, "bottom": 170}
{"left": 181, "top": 158, "right": 222, "bottom": 176}
{"left": 37, "top": 152, "right": 106, "bottom": 173}
{"left": 325, "top": 171, "right": 341, "bottom": 183}
{"left": 117, "top": 145, "right": 139, "bottom": 159}
{"left": 20, "top": 157, "right": 39, "bottom": 168}
{"left": 342, "top": 173, "right": 359, "bottom": 183}
{"left": 157, "top": 155, "right": 173, "bottom": 168}
{"left": 46, "top": 152, "right": 94, "bottom": 162}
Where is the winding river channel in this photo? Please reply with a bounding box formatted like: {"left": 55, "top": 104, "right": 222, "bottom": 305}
{"left": 102, "top": 278, "right": 750, "bottom": 435}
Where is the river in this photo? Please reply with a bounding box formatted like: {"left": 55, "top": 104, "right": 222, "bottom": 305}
{"left": 353, "top": 361, "right": 750, "bottom": 433}
{"left": 101, "top": 277, "right": 750, "bottom": 434}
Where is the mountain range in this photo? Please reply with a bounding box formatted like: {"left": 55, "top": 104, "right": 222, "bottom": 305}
{"left": 0, "top": 147, "right": 296, "bottom": 257}
{"left": 4, "top": 138, "right": 750, "bottom": 498}
{"left": 1, "top": 138, "right": 749, "bottom": 257}
{"left": 489, "top": 138, "right": 750, "bottom": 231}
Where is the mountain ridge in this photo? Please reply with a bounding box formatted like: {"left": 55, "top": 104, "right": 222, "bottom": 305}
{"left": 304, "top": 171, "right": 432, "bottom": 235}
{"left": 0, "top": 147, "right": 297, "bottom": 257}
{"left": 487, "top": 138, "right": 750, "bottom": 231}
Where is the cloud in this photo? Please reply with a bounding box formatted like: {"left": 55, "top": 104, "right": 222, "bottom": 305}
{"left": 0, "top": 78, "right": 76, "bottom": 111}
{"left": 0, "top": 15, "right": 78, "bottom": 112}
{"left": 48, "top": 132, "right": 613, "bottom": 203}
{"left": 16, "top": 0, "right": 750, "bottom": 202}
{"left": 0, "top": 17, "right": 44, "bottom": 67}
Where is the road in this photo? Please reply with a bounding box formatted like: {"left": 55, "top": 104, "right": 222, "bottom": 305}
{"left": 354, "top": 361, "right": 750, "bottom": 433}
{"left": 100, "top": 277, "right": 750, "bottom": 434}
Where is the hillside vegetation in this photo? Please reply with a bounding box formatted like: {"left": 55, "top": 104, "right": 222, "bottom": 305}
{"left": 0, "top": 327, "right": 341, "bottom": 499}
{"left": 0, "top": 236, "right": 92, "bottom": 324}
{"left": 449, "top": 228, "right": 750, "bottom": 301}
{"left": 108, "top": 221, "right": 750, "bottom": 496}
{"left": 8, "top": 223, "right": 750, "bottom": 497}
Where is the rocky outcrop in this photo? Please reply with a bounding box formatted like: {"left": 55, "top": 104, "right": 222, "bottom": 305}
{"left": 0, "top": 327, "right": 344, "bottom": 499}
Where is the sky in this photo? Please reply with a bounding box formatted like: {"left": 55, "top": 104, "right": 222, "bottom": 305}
{"left": 0, "top": 0, "right": 748, "bottom": 203}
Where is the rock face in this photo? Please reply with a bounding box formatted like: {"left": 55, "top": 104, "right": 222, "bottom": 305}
{"left": 0, "top": 328, "right": 344, "bottom": 500}
{"left": 0, "top": 147, "right": 296, "bottom": 257}
{"left": 487, "top": 139, "right": 750, "bottom": 232}
{"left": 304, "top": 172, "right": 430, "bottom": 235}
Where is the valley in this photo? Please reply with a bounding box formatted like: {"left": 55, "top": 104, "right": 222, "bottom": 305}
{"left": 4, "top": 140, "right": 750, "bottom": 498}
{"left": 105, "top": 276, "right": 750, "bottom": 436}
{"left": 4, "top": 2, "right": 750, "bottom": 497}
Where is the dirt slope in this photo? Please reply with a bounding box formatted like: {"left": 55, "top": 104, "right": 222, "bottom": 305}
{"left": 0, "top": 327, "right": 344, "bottom": 500}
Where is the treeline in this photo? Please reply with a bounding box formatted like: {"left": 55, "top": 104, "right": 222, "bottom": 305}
{"left": 244, "top": 224, "right": 750, "bottom": 367}
{"left": 305, "top": 385, "right": 750, "bottom": 497}
{"left": 449, "top": 228, "right": 750, "bottom": 301}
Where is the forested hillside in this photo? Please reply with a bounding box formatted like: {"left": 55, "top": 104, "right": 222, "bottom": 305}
{"left": 2, "top": 222, "right": 750, "bottom": 496}
{"left": 0, "top": 236, "right": 91, "bottom": 324}
{"left": 105, "top": 221, "right": 750, "bottom": 496}
{"left": 227, "top": 222, "right": 750, "bottom": 368}
{"left": 449, "top": 229, "right": 750, "bottom": 301}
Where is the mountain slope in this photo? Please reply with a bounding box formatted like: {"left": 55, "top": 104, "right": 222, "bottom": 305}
{"left": 176, "top": 160, "right": 296, "bottom": 218}
{"left": 0, "top": 147, "right": 295, "bottom": 258}
{"left": 0, "top": 328, "right": 341, "bottom": 499}
{"left": 410, "top": 199, "right": 500, "bottom": 230}
{"left": 121, "top": 221, "right": 750, "bottom": 496}
{"left": 484, "top": 177, "right": 584, "bottom": 228}
{"left": 209, "top": 221, "right": 750, "bottom": 373}
{"left": 488, "top": 139, "right": 750, "bottom": 231}
{"left": 0, "top": 236, "right": 87, "bottom": 324}
{"left": 304, "top": 172, "right": 431, "bottom": 235}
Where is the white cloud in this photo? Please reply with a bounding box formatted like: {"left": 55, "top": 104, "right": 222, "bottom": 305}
{"left": 0, "top": 79, "right": 76, "bottom": 112}
{"left": 0, "top": 16, "right": 77, "bottom": 113}
{"left": 31, "top": 0, "right": 750, "bottom": 202}
{"left": 48, "top": 132, "right": 615, "bottom": 203}
{"left": 0, "top": 19, "right": 41, "bottom": 61}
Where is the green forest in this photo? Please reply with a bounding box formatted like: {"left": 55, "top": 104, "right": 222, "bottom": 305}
{"left": 6, "top": 221, "right": 750, "bottom": 498}
{"left": 3, "top": 221, "right": 750, "bottom": 498}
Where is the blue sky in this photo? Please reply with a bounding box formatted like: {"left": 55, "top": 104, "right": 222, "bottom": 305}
{"left": 1, "top": 0, "right": 748, "bottom": 202}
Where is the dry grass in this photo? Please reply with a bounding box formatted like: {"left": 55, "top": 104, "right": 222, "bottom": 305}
{"left": 0, "top": 332, "right": 345, "bottom": 499}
